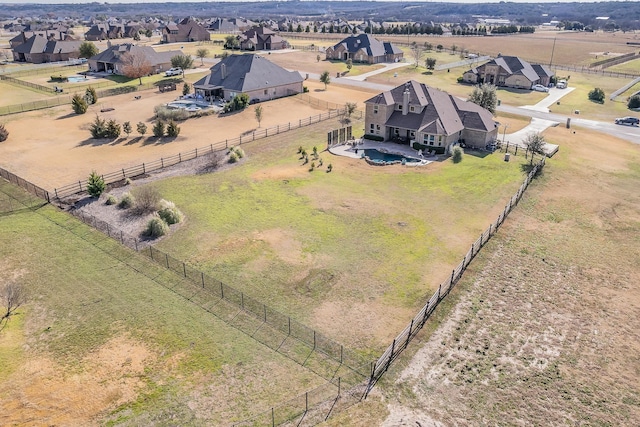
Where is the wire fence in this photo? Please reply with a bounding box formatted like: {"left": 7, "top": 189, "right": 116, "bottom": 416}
{"left": 0, "top": 74, "right": 55, "bottom": 92}
{"left": 0, "top": 166, "right": 51, "bottom": 202}
{"left": 52, "top": 106, "right": 355, "bottom": 200}
{"left": 362, "top": 157, "right": 546, "bottom": 398}
{"left": 0, "top": 171, "right": 49, "bottom": 214}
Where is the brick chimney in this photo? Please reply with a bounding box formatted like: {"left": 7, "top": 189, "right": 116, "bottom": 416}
{"left": 221, "top": 63, "right": 226, "bottom": 79}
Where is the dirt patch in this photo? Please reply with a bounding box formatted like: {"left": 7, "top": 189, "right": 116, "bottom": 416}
{"left": 0, "top": 335, "right": 154, "bottom": 426}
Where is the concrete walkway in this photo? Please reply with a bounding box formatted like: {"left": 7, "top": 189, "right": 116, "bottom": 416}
{"left": 340, "top": 61, "right": 411, "bottom": 82}
{"left": 520, "top": 87, "right": 576, "bottom": 113}
{"left": 502, "top": 117, "right": 561, "bottom": 156}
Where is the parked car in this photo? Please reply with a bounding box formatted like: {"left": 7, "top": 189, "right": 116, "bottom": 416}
{"left": 165, "top": 67, "right": 183, "bottom": 77}
{"left": 614, "top": 116, "right": 640, "bottom": 126}
{"left": 556, "top": 79, "right": 567, "bottom": 89}
{"left": 532, "top": 84, "right": 549, "bottom": 93}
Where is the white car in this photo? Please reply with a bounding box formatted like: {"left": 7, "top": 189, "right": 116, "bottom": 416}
{"left": 556, "top": 79, "right": 567, "bottom": 89}
{"left": 165, "top": 67, "right": 183, "bottom": 77}
{"left": 532, "top": 84, "right": 549, "bottom": 93}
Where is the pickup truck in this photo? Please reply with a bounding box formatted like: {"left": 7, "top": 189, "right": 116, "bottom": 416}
{"left": 164, "top": 67, "right": 183, "bottom": 77}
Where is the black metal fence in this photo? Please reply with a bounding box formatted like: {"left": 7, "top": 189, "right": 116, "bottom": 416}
{"left": 362, "top": 157, "right": 546, "bottom": 398}
{"left": 52, "top": 107, "right": 354, "bottom": 200}
{"left": 0, "top": 166, "right": 50, "bottom": 202}
{"left": 0, "top": 74, "right": 55, "bottom": 93}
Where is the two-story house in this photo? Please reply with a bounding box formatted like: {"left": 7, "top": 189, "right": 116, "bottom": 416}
{"left": 365, "top": 80, "right": 499, "bottom": 153}
{"left": 462, "top": 55, "right": 554, "bottom": 89}
{"left": 325, "top": 34, "right": 403, "bottom": 64}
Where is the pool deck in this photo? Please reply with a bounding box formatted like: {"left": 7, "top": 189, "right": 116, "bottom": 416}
{"left": 328, "top": 139, "right": 437, "bottom": 166}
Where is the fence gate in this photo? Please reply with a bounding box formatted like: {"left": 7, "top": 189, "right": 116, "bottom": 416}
{"left": 327, "top": 126, "right": 352, "bottom": 146}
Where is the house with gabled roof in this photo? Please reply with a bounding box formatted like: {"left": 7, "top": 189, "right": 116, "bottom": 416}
{"left": 237, "top": 26, "right": 288, "bottom": 51}
{"left": 325, "top": 34, "right": 403, "bottom": 64}
{"left": 87, "top": 43, "right": 180, "bottom": 75}
{"left": 12, "top": 34, "right": 82, "bottom": 63}
{"left": 365, "top": 80, "right": 498, "bottom": 153}
{"left": 193, "top": 53, "right": 303, "bottom": 102}
{"left": 462, "top": 54, "right": 554, "bottom": 89}
{"left": 162, "top": 17, "right": 210, "bottom": 44}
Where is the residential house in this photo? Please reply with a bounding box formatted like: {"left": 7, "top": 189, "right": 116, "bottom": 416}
{"left": 10, "top": 30, "right": 72, "bottom": 49}
{"left": 193, "top": 53, "right": 303, "bottom": 102}
{"left": 162, "top": 17, "right": 210, "bottom": 44}
{"left": 84, "top": 22, "right": 140, "bottom": 41}
{"left": 237, "top": 26, "right": 288, "bottom": 51}
{"left": 325, "top": 34, "right": 403, "bottom": 64}
{"left": 87, "top": 43, "right": 180, "bottom": 75}
{"left": 365, "top": 80, "right": 498, "bottom": 153}
{"left": 12, "top": 34, "right": 82, "bottom": 63}
{"left": 462, "top": 55, "right": 554, "bottom": 89}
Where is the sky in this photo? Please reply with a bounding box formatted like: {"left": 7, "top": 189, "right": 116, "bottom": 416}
{"left": 0, "top": 0, "right": 605, "bottom": 4}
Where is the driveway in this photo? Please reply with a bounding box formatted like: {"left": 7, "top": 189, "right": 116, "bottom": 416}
{"left": 501, "top": 117, "right": 561, "bottom": 156}
{"left": 339, "top": 61, "right": 411, "bottom": 82}
{"left": 521, "top": 87, "right": 576, "bottom": 113}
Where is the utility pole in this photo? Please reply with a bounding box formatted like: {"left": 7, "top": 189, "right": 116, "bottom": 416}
{"left": 549, "top": 37, "right": 557, "bottom": 67}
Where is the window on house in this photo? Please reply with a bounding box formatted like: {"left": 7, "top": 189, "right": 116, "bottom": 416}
{"left": 398, "top": 104, "right": 402, "bottom": 111}
{"left": 395, "top": 128, "right": 399, "bottom": 134}
{"left": 410, "top": 106, "right": 415, "bottom": 112}
{"left": 264, "top": 90, "right": 268, "bottom": 95}
{"left": 376, "top": 124, "right": 380, "bottom": 130}
{"left": 429, "top": 135, "right": 435, "bottom": 142}
{"left": 410, "top": 131, "right": 415, "bottom": 137}
{"left": 438, "top": 142, "right": 442, "bottom": 146}
{"left": 370, "top": 123, "right": 374, "bottom": 130}
{"left": 373, "top": 105, "right": 378, "bottom": 114}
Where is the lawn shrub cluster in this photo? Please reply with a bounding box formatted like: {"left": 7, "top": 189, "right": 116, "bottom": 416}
{"left": 89, "top": 115, "right": 121, "bottom": 139}
{"left": 118, "top": 192, "right": 135, "bottom": 209}
{"left": 158, "top": 200, "right": 184, "bottom": 225}
{"left": 151, "top": 120, "right": 181, "bottom": 137}
{"left": 452, "top": 146, "right": 464, "bottom": 163}
{"left": 0, "top": 123, "right": 8, "bottom": 142}
{"left": 131, "top": 186, "right": 161, "bottom": 214}
{"left": 154, "top": 105, "right": 191, "bottom": 121}
{"left": 364, "top": 134, "right": 384, "bottom": 141}
{"left": 222, "top": 93, "right": 250, "bottom": 113}
{"left": 144, "top": 216, "right": 169, "bottom": 237}
{"left": 228, "top": 146, "right": 245, "bottom": 163}
{"left": 588, "top": 87, "right": 605, "bottom": 103}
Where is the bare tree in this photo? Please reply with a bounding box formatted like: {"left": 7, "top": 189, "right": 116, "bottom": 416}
{"left": 0, "top": 281, "right": 26, "bottom": 330}
{"left": 410, "top": 41, "right": 424, "bottom": 67}
{"left": 523, "top": 132, "right": 546, "bottom": 164}
{"left": 342, "top": 102, "right": 357, "bottom": 124}
{"left": 121, "top": 52, "right": 152, "bottom": 85}
{"left": 196, "top": 48, "right": 209, "bottom": 66}
{"left": 255, "top": 105, "right": 263, "bottom": 127}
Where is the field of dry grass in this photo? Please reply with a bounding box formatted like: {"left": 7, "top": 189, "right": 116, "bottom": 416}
{"left": 323, "top": 125, "right": 640, "bottom": 426}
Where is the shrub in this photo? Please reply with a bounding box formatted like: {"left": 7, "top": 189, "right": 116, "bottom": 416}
{"left": 123, "top": 121, "right": 132, "bottom": 137}
{"left": 231, "top": 146, "right": 244, "bottom": 158}
{"left": 628, "top": 94, "right": 640, "bottom": 109}
{"left": 166, "top": 120, "right": 180, "bottom": 137}
{"left": 303, "top": 86, "right": 309, "bottom": 93}
{"left": 132, "top": 186, "right": 161, "bottom": 214}
{"left": 105, "top": 195, "right": 117, "bottom": 205}
{"left": 158, "top": 200, "right": 184, "bottom": 225}
{"left": 85, "top": 86, "right": 97, "bottom": 104}
{"left": 327, "top": 163, "right": 333, "bottom": 172}
{"left": 222, "top": 93, "right": 250, "bottom": 113}
{"left": 89, "top": 115, "right": 107, "bottom": 138}
{"left": 152, "top": 120, "right": 165, "bottom": 137}
{"left": 297, "top": 146, "right": 303, "bottom": 153}
{"left": 143, "top": 216, "right": 169, "bottom": 237}
{"left": 87, "top": 171, "right": 105, "bottom": 197}
{"left": 452, "top": 146, "right": 463, "bottom": 163}
{"left": 154, "top": 105, "right": 191, "bottom": 121}
{"left": 183, "top": 82, "right": 191, "bottom": 96}
{"left": 118, "top": 192, "right": 135, "bottom": 209}
{"left": 124, "top": 177, "right": 132, "bottom": 185}
{"left": 588, "top": 87, "right": 605, "bottom": 103}
{"left": 136, "top": 122, "right": 147, "bottom": 137}
{"left": 309, "top": 161, "right": 315, "bottom": 172}
{"left": 106, "top": 119, "right": 121, "bottom": 138}
{"left": 228, "top": 152, "right": 239, "bottom": 163}
{"left": 72, "top": 94, "right": 88, "bottom": 114}
{"left": 0, "top": 123, "right": 8, "bottom": 142}
{"left": 363, "top": 134, "right": 384, "bottom": 141}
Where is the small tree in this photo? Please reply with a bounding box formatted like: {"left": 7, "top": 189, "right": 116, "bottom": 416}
{"left": 0, "top": 281, "right": 27, "bottom": 330}
{"left": 346, "top": 58, "right": 353, "bottom": 71}
{"left": 588, "top": 87, "right": 605, "bottom": 103}
{"left": 89, "top": 115, "right": 107, "bottom": 138}
{"left": 342, "top": 102, "right": 357, "bottom": 124}
{"left": 137, "top": 121, "right": 147, "bottom": 137}
{"left": 523, "top": 132, "right": 546, "bottom": 164}
{"left": 121, "top": 52, "right": 152, "bottom": 85}
{"left": 72, "top": 94, "right": 88, "bottom": 114}
{"left": 171, "top": 54, "right": 194, "bottom": 76}
{"left": 106, "top": 119, "right": 121, "bottom": 138}
{"left": 320, "top": 70, "right": 331, "bottom": 90}
{"left": 196, "top": 48, "right": 209, "bottom": 66}
{"left": 424, "top": 42, "right": 433, "bottom": 51}
{"left": 153, "top": 121, "right": 165, "bottom": 137}
{"left": 123, "top": 121, "right": 132, "bottom": 138}
{"left": 133, "top": 31, "right": 140, "bottom": 41}
{"left": 451, "top": 44, "right": 458, "bottom": 55}
{"left": 182, "top": 82, "right": 191, "bottom": 96}
{"left": 468, "top": 83, "right": 498, "bottom": 114}
{"left": 425, "top": 57, "right": 436, "bottom": 70}
{"left": 132, "top": 186, "right": 161, "bottom": 214}
{"left": 224, "top": 35, "right": 239, "bottom": 50}
{"left": 255, "top": 105, "right": 263, "bottom": 127}
{"left": 316, "top": 54, "right": 321, "bottom": 62}
{"left": 87, "top": 170, "right": 105, "bottom": 197}
{"left": 145, "top": 29, "right": 153, "bottom": 39}
{"left": 166, "top": 120, "right": 180, "bottom": 137}
{"left": 410, "top": 41, "right": 424, "bottom": 67}
{"left": 79, "top": 41, "right": 98, "bottom": 59}
{"left": 0, "top": 123, "right": 8, "bottom": 142}
{"left": 85, "top": 86, "right": 98, "bottom": 104}
{"left": 436, "top": 44, "right": 443, "bottom": 52}
{"left": 628, "top": 94, "right": 640, "bottom": 109}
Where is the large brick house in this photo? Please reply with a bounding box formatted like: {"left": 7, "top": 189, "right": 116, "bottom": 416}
{"left": 365, "top": 80, "right": 499, "bottom": 153}
{"left": 193, "top": 54, "right": 303, "bottom": 103}
{"left": 462, "top": 55, "right": 554, "bottom": 89}
{"left": 12, "top": 34, "right": 82, "bottom": 63}
{"left": 87, "top": 44, "right": 180, "bottom": 75}
{"left": 237, "top": 26, "right": 288, "bottom": 51}
{"left": 325, "top": 34, "right": 403, "bottom": 64}
{"left": 162, "top": 17, "right": 210, "bottom": 44}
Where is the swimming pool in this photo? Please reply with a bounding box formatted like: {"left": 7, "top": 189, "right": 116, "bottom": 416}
{"left": 363, "top": 149, "right": 421, "bottom": 164}
{"left": 167, "top": 100, "right": 210, "bottom": 111}
{"left": 67, "top": 75, "right": 88, "bottom": 83}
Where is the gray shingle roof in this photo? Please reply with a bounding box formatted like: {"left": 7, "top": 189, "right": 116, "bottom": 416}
{"left": 89, "top": 44, "right": 180, "bottom": 66}
{"left": 366, "top": 80, "right": 497, "bottom": 136}
{"left": 331, "top": 34, "right": 400, "bottom": 57}
{"left": 194, "top": 54, "right": 303, "bottom": 92}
